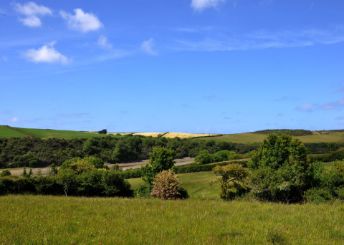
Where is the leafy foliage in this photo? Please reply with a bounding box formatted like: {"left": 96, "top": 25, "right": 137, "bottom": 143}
{"left": 195, "top": 149, "right": 244, "bottom": 164}
{"left": 249, "top": 134, "right": 316, "bottom": 202}
{"left": 213, "top": 164, "right": 249, "bottom": 200}
{"left": 143, "top": 147, "right": 175, "bottom": 185}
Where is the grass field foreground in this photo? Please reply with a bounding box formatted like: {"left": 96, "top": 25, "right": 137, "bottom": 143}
{"left": 0, "top": 195, "right": 343, "bottom": 244}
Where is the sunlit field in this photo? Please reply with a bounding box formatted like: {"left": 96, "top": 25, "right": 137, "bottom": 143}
{"left": 0, "top": 195, "right": 343, "bottom": 244}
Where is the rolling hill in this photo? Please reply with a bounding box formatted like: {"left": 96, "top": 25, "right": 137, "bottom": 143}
{"left": 0, "top": 125, "right": 102, "bottom": 139}
{"left": 1, "top": 125, "right": 344, "bottom": 143}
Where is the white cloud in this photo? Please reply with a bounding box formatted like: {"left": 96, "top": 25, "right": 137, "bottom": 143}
{"left": 191, "top": 0, "right": 225, "bottom": 11}
{"left": 20, "top": 15, "right": 41, "bottom": 27}
{"left": 97, "top": 35, "right": 112, "bottom": 49}
{"left": 60, "top": 8, "right": 102, "bottom": 33}
{"left": 141, "top": 38, "right": 158, "bottom": 55}
{"left": 25, "top": 43, "right": 69, "bottom": 64}
{"left": 14, "top": 2, "right": 52, "bottom": 28}
{"left": 175, "top": 27, "right": 344, "bottom": 52}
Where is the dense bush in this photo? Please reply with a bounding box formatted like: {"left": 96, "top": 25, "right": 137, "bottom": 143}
{"left": 0, "top": 170, "right": 11, "bottom": 177}
{"left": 309, "top": 149, "right": 344, "bottom": 163}
{"left": 0, "top": 157, "right": 133, "bottom": 197}
{"left": 0, "top": 171, "right": 133, "bottom": 197}
{"left": 213, "top": 164, "right": 249, "bottom": 200}
{"left": 151, "top": 170, "right": 188, "bottom": 200}
{"left": 305, "top": 161, "right": 344, "bottom": 201}
{"left": 304, "top": 188, "right": 333, "bottom": 203}
{"left": 249, "top": 134, "right": 317, "bottom": 203}
{"left": 195, "top": 150, "right": 244, "bottom": 165}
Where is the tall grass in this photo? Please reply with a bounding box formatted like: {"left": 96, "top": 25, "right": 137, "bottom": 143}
{"left": 0, "top": 195, "right": 343, "bottom": 244}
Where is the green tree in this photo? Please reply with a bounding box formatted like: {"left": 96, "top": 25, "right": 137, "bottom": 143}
{"left": 213, "top": 164, "right": 249, "bottom": 200}
{"left": 143, "top": 147, "right": 175, "bottom": 186}
{"left": 249, "top": 134, "right": 314, "bottom": 202}
{"left": 195, "top": 150, "right": 213, "bottom": 164}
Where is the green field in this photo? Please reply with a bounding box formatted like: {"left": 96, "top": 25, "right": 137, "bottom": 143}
{"left": 0, "top": 195, "right": 343, "bottom": 244}
{"left": 2, "top": 125, "right": 344, "bottom": 143}
{"left": 0, "top": 125, "right": 102, "bottom": 139}
{"left": 196, "top": 131, "right": 344, "bottom": 144}
{"left": 129, "top": 171, "right": 221, "bottom": 199}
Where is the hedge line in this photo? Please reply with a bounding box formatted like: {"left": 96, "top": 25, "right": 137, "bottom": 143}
{"left": 119, "top": 160, "right": 249, "bottom": 179}
{"left": 0, "top": 171, "right": 133, "bottom": 197}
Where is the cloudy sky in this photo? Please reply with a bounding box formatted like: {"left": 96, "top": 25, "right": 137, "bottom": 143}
{"left": 0, "top": 0, "right": 344, "bottom": 133}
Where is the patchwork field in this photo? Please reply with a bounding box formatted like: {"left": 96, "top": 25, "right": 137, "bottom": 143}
{"left": 196, "top": 131, "right": 344, "bottom": 144}
{"left": 2, "top": 125, "right": 344, "bottom": 144}
{"left": 0, "top": 195, "right": 343, "bottom": 244}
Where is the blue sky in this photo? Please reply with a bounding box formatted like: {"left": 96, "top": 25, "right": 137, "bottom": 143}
{"left": 0, "top": 0, "right": 344, "bottom": 133}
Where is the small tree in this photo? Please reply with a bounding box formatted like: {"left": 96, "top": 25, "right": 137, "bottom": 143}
{"left": 195, "top": 150, "right": 213, "bottom": 164}
{"left": 249, "top": 134, "right": 315, "bottom": 202}
{"left": 214, "top": 164, "right": 249, "bottom": 200}
{"left": 143, "top": 147, "right": 175, "bottom": 186}
{"left": 151, "top": 170, "right": 188, "bottom": 200}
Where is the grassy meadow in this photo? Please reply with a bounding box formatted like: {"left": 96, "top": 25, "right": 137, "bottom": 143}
{"left": 0, "top": 125, "right": 102, "bottom": 139}
{"left": 196, "top": 131, "right": 344, "bottom": 144}
{"left": 0, "top": 195, "right": 343, "bottom": 244}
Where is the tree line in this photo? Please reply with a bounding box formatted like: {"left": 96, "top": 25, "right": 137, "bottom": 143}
{"left": 0, "top": 136, "right": 254, "bottom": 168}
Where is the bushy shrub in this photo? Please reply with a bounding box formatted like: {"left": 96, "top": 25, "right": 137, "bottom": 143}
{"left": 135, "top": 184, "right": 151, "bottom": 198}
{"left": 304, "top": 188, "right": 333, "bottom": 203}
{"left": 195, "top": 150, "right": 213, "bottom": 164}
{"left": 195, "top": 150, "right": 243, "bottom": 165}
{"left": 213, "top": 164, "right": 249, "bottom": 200}
{"left": 0, "top": 170, "right": 11, "bottom": 177}
{"left": 151, "top": 170, "right": 188, "bottom": 200}
{"left": 335, "top": 187, "right": 344, "bottom": 200}
{"left": 60, "top": 156, "right": 106, "bottom": 175}
{"left": 0, "top": 170, "right": 133, "bottom": 198}
{"left": 249, "top": 134, "right": 317, "bottom": 203}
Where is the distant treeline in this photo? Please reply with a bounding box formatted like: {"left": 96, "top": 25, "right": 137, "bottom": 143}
{"left": 0, "top": 136, "right": 255, "bottom": 168}
{"left": 254, "top": 129, "right": 313, "bottom": 136}
{"left": 0, "top": 136, "right": 342, "bottom": 168}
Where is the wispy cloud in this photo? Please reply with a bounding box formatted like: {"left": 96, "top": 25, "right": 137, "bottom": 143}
{"left": 297, "top": 98, "right": 344, "bottom": 112}
{"left": 141, "top": 38, "right": 158, "bottom": 55}
{"left": 174, "top": 27, "right": 344, "bottom": 52}
{"left": 14, "top": 2, "right": 52, "bottom": 28}
{"left": 60, "top": 8, "right": 102, "bottom": 33}
{"left": 25, "top": 42, "right": 69, "bottom": 64}
{"left": 191, "top": 0, "right": 226, "bottom": 11}
{"left": 97, "top": 35, "right": 112, "bottom": 49}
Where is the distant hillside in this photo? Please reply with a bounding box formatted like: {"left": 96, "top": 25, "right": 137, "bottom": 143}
{"left": 0, "top": 125, "right": 102, "bottom": 139}
{"left": 195, "top": 130, "right": 344, "bottom": 144}
{"left": 253, "top": 129, "right": 313, "bottom": 136}
{"left": 1, "top": 125, "right": 344, "bottom": 143}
